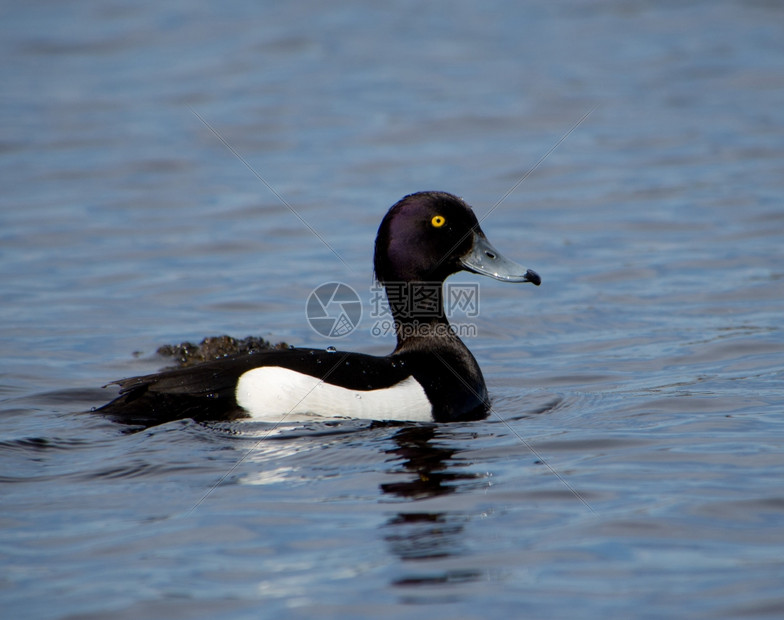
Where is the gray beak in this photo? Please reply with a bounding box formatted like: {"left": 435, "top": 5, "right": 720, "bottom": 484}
{"left": 459, "top": 233, "right": 541, "bottom": 285}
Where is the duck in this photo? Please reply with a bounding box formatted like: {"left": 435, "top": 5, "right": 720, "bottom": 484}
{"left": 97, "top": 191, "right": 540, "bottom": 428}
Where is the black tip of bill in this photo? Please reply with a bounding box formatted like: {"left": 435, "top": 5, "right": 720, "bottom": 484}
{"left": 524, "top": 269, "right": 542, "bottom": 286}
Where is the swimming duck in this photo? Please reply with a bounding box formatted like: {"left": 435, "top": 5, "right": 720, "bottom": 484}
{"left": 98, "top": 191, "right": 540, "bottom": 427}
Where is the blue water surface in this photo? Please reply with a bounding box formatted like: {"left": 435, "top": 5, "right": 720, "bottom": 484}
{"left": 1, "top": 1, "right": 783, "bottom": 618}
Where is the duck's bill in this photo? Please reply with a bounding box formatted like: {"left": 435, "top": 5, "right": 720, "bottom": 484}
{"left": 460, "top": 234, "right": 541, "bottom": 285}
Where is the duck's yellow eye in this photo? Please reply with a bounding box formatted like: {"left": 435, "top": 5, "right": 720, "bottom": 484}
{"left": 431, "top": 215, "right": 446, "bottom": 228}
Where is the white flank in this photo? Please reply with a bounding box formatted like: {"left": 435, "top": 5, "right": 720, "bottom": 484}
{"left": 235, "top": 366, "right": 433, "bottom": 422}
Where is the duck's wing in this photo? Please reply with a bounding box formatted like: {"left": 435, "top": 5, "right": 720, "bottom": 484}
{"left": 96, "top": 348, "right": 409, "bottom": 429}
{"left": 97, "top": 354, "right": 264, "bottom": 428}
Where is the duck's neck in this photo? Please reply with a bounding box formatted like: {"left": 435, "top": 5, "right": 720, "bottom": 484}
{"left": 383, "top": 280, "right": 454, "bottom": 350}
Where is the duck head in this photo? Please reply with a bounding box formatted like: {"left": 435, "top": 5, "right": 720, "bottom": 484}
{"left": 374, "top": 191, "right": 541, "bottom": 286}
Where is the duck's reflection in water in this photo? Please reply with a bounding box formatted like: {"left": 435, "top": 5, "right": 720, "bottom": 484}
{"left": 380, "top": 425, "right": 488, "bottom": 591}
